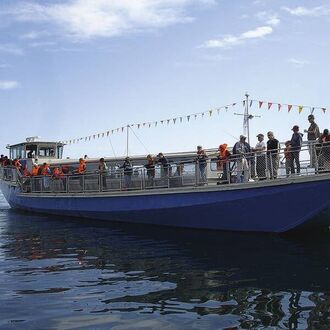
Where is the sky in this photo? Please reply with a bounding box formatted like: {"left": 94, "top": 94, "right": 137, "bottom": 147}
{"left": 0, "top": 0, "right": 329, "bottom": 159}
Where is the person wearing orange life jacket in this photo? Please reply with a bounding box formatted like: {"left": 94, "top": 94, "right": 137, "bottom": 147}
{"left": 217, "top": 144, "right": 231, "bottom": 183}
{"left": 41, "top": 163, "right": 51, "bottom": 175}
{"left": 75, "top": 158, "right": 87, "bottom": 174}
{"left": 31, "top": 164, "right": 40, "bottom": 176}
{"left": 52, "top": 167, "right": 63, "bottom": 179}
{"left": 23, "top": 165, "right": 31, "bottom": 177}
{"left": 41, "top": 163, "right": 51, "bottom": 190}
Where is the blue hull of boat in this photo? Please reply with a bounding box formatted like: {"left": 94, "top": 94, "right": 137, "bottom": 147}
{"left": 1, "top": 178, "right": 329, "bottom": 233}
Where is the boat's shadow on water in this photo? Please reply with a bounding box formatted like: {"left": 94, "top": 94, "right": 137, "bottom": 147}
{"left": 4, "top": 208, "right": 330, "bottom": 293}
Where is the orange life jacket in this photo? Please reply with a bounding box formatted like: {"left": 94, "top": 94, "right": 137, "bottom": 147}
{"left": 77, "top": 161, "right": 86, "bottom": 174}
{"left": 13, "top": 159, "right": 22, "bottom": 168}
{"left": 52, "top": 167, "right": 63, "bottom": 178}
{"left": 32, "top": 166, "right": 40, "bottom": 176}
{"left": 41, "top": 164, "right": 50, "bottom": 175}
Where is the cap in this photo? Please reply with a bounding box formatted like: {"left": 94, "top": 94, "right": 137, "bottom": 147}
{"left": 197, "top": 145, "right": 202, "bottom": 149}
{"left": 292, "top": 125, "right": 299, "bottom": 131}
{"left": 239, "top": 135, "right": 246, "bottom": 139}
{"left": 308, "top": 114, "right": 314, "bottom": 120}
{"left": 256, "top": 133, "right": 264, "bottom": 138}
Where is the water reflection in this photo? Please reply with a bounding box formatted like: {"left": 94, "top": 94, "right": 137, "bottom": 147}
{"left": 0, "top": 195, "right": 329, "bottom": 329}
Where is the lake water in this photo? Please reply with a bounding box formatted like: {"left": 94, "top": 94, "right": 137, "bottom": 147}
{"left": 0, "top": 193, "right": 329, "bottom": 330}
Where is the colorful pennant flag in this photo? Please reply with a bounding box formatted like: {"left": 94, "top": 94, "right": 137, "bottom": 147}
{"left": 298, "top": 105, "right": 303, "bottom": 114}
{"left": 268, "top": 102, "right": 272, "bottom": 110}
{"left": 288, "top": 105, "right": 292, "bottom": 112}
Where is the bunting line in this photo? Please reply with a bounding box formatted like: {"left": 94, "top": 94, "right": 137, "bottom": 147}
{"left": 59, "top": 98, "right": 327, "bottom": 144}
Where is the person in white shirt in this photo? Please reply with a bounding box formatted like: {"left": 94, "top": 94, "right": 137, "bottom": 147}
{"left": 253, "top": 133, "right": 266, "bottom": 180}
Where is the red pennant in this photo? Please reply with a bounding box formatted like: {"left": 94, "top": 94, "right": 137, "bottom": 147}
{"left": 259, "top": 101, "right": 263, "bottom": 108}
{"left": 288, "top": 105, "right": 292, "bottom": 112}
{"left": 268, "top": 102, "right": 272, "bottom": 110}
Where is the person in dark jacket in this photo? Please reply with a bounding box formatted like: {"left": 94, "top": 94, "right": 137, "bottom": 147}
{"left": 290, "top": 125, "right": 303, "bottom": 174}
{"left": 121, "top": 157, "right": 133, "bottom": 188}
{"left": 157, "top": 153, "right": 171, "bottom": 177}
{"left": 144, "top": 154, "right": 155, "bottom": 186}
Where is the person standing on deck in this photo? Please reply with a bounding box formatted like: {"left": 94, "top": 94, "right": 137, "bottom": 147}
{"left": 318, "top": 129, "right": 330, "bottom": 172}
{"left": 233, "top": 135, "right": 250, "bottom": 183}
{"left": 253, "top": 134, "right": 266, "bottom": 180}
{"left": 266, "top": 131, "right": 280, "bottom": 179}
{"left": 121, "top": 157, "right": 133, "bottom": 188}
{"left": 144, "top": 154, "right": 155, "bottom": 187}
{"left": 217, "top": 144, "right": 231, "bottom": 183}
{"left": 290, "top": 125, "right": 303, "bottom": 175}
{"left": 98, "top": 158, "right": 108, "bottom": 190}
{"left": 196, "top": 145, "right": 208, "bottom": 184}
{"left": 304, "top": 114, "right": 320, "bottom": 168}
{"left": 157, "top": 153, "right": 171, "bottom": 178}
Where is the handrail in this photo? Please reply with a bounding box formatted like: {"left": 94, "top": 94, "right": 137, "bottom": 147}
{"left": 1, "top": 141, "right": 329, "bottom": 194}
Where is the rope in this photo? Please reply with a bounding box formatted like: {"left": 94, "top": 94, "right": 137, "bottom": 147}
{"left": 129, "top": 126, "right": 150, "bottom": 155}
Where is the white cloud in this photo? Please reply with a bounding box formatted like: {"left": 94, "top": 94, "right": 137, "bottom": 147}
{"left": 0, "top": 80, "right": 20, "bottom": 90}
{"left": 256, "top": 11, "right": 280, "bottom": 26}
{"left": 0, "top": 44, "right": 24, "bottom": 56}
{"left": 282, "top": 6, "right": 330, "bottom": 17}
{"left": 201, "top": 25, "right": 273, "bottom": 49}
{"left": 288, "top": 58, "right": 310, "bottom": 68}
{"left": 5, "top": 0, "right": 216, "bottom": 40}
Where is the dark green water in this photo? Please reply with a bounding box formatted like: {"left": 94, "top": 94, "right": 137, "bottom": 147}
{"left": 0, "top": 193, "right": 329, "bottom": 329}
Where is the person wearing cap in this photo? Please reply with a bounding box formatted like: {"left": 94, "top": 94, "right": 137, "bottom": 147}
{"left": 318, "top": 129, "right": 330, "bottom": 172}
{"left": 253, "top": 134, "right": 266, "bottom": 180}
{"left": 233, "top": 135, "right": 251, "bottom": 183}
{"left": 266, "top": 131, "right": 280, "bottom": 179}
{"left": 120, "top": 156, "right": 133, "bottom": 188}
{"left": 196, "top": 145, "right": 208, "bottom": 184}
{"left": 304, "top": 114, "right": 320, "bottom": 168}
{"left": 290, "top": 125, "right": 303, "bottom": 175}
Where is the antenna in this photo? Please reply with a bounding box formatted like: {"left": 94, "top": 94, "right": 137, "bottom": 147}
{"left": 234, "top": 92, "right": 261, "bottom": 144}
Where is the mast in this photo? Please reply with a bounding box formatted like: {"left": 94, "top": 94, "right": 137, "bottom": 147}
{"left": 126, "top": 125, "right": 129, "bottom": 157}
{"left": 244, "top": 92, "right": 250, "bottom": 144}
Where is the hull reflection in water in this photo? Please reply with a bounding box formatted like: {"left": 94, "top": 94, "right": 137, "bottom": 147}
{"left": 0, "top": 205, "right": 330, "bottom": 329}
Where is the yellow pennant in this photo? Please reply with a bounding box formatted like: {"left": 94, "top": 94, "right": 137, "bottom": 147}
{"left": 298, "top": 105, "right": 303, "bottom": 114}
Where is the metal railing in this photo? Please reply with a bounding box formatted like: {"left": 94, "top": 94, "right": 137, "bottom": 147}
{"left": 1, "top": 141, "right": 329, "bottom": 194}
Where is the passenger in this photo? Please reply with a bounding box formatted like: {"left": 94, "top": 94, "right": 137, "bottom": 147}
{"left": 98, "top": 158, "right": 108, "bottom": 190}
{"left": 41, "top": 163, "right": 51, "bottom": 175}
{"left": 23, "top": 165, "right": 31, "bottom": 177}
{"left": 84, "top": 154, "right": 88, "bottom": 159}
{"left": 304, "top": 114, "right": 320, "bottom": 168}
{"left": 120, "top": 157, "right": 133, "bottom": 188}
{"left": 41, "top": 163, "right": 51, "bottom": 190}
{"left": 266, "top": 131, "right": 280, "bottom": 179}
{"left": 76, "top": 158, "right": 87, "bottom": 174}
{"left": 290, "top": 125, "right": 303, "bottom": 175}
{"left": 0, "top": 154, "right": 4, "bottom": 166}
{"left": 318, "top": 129, "right": 330, "bottom": 172}
{"left": 233, "top": 135, "right": 251, "bottom": 183}
{"left": 217, "top": 144, "right": 231, "bottom": 183}
{"left": 253, "top": 134, "right": 266, "bottom": 180}
{"left": 13, "top": 158, "right": 22, "bottom": 171}
{"left": 144, "top": 154, "right": 155, "bottom": 186}
{"left": 196, "top": 145, "right": 208, "bottom": 184}
{"left": 282, "top": 141, "right": 294, "bottom": 177}
{"left": 31, "top": 163, "right": 40, "bottom": 176}
{"left": 157, "top": 152, "right": 171, "bottom": 177}
{"left": 52, "top": 167, "right": 63, "bottom": 179}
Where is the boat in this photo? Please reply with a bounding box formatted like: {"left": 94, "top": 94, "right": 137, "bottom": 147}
{"left": 0, "top": 136, "right": 329, "bottom": 233}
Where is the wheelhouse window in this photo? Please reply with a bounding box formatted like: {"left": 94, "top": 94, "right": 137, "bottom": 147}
{"left": 38, "top": 146, "right": 56, "bottom": 157}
